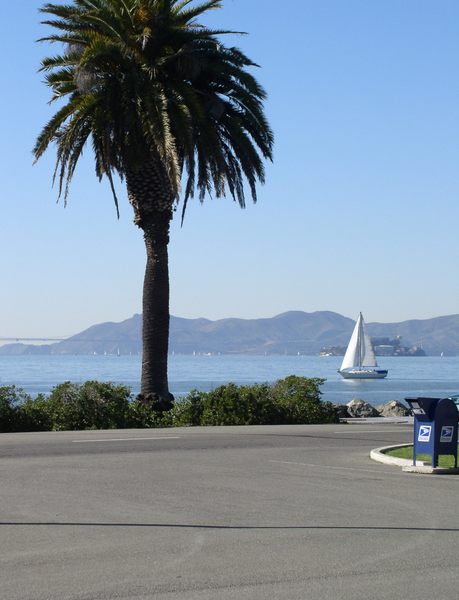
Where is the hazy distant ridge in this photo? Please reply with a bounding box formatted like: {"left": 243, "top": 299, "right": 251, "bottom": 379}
{"left": 1, "top": 311, "right": 458, "bottom": 356}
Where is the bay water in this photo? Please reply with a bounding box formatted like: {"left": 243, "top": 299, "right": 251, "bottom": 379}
{"left": 2, "top": 354, "right": 459, "bottom": 407}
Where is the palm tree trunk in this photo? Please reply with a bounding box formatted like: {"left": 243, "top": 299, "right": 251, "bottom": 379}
{"left": 139, "top": 210, "right": 174, "bottom": 409}
{"left": 126, "top": 159, "right": 176, "bottom": 411}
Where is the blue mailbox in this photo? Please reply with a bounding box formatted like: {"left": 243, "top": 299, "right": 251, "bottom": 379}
{"left": 406, "top": 397, "right": 458, "bottom": 468}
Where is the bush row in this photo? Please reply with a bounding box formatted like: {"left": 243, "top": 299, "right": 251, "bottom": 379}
{"left": 0, "top": 376, "right": 338, "bottom": 433}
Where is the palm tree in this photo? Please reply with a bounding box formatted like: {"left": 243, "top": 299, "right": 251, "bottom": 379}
{"left": 34, "top": 0, "right": 273, "bottom": 409}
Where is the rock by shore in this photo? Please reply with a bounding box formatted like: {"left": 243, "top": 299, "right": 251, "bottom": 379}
{"left": 334, "top": 398, "right": 411, "bottom": 419}
{"left": 346, "top": 398, "right": 380, "bottom": 418}
{"left": 377, "top": 400, "right": 411, "bottom": 417}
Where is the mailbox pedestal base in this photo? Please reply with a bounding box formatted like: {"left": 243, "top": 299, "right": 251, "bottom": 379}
{"left": 403, "top": 465, "right": 459, "bottom": 475}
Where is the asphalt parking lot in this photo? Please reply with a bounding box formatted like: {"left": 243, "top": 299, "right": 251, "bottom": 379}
{"left": 1, "top": 423, "right": 458, "bottom": 599}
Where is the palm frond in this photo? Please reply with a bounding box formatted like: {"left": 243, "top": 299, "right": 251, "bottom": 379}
{"left": 35, "top": 0, "right": 273, "bottom": 220}
{"left": 173, "top": 0, "right": 222, "bottom": 23}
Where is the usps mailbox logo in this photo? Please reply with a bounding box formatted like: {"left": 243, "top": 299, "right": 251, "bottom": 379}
{"left": 418, "top": 425, "right": 431, "bottom": 442}
{"left": 440, "top": 426, "right": 454, "bottom": 443}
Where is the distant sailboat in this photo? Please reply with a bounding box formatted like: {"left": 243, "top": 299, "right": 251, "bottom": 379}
{"left": 338, "top": 313, "right": 388, "bottom": 379}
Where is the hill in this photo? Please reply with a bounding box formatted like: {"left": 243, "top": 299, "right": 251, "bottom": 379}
{"left": 1, "top": 311, "right": 457, "bottom": 356}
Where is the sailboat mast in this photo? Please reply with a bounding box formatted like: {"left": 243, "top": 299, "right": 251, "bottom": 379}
{"left": 358, "top": 313, "right": 363, "bottom": 368}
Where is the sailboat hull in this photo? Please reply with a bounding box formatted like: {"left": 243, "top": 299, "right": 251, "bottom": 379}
{"left": 338, "top": 368, "right": 388, "bottom": 380}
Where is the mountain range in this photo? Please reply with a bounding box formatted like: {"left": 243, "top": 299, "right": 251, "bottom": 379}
{"left": 1, "top": 311, "right": 459, "bottom": 356}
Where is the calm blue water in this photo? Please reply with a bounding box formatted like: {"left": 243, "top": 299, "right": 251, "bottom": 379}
{"left": 1, "top": 354, "right": 459, "bottom": 406}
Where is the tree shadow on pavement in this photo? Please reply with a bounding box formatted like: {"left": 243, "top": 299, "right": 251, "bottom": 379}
{"left": 0, "top": 522, "right": 457, "bottom": 532}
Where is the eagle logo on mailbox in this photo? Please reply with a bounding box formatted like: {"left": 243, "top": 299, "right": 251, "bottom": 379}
{"left": 418, "top": 425, "right": 431, "bottom": 442}
{"left": 440, "top": 426, "right": 454, "bottom": 443}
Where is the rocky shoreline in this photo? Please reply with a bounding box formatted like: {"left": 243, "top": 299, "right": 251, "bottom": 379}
{"left": 334, "top": 399, "right": 411, "bottom": 419}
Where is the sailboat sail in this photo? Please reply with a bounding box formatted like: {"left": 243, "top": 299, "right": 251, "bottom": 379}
{"left": 340, "top": 318, "right": 361, "bottom": 370}
{"left": 361, "top": 318, "right": 377, "bottom": 366}
{"left": 340, "top": 313, "right": 377, "bottom": 371}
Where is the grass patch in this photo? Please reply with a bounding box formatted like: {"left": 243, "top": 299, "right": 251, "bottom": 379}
{"left": 386, "top": 445, "right": 458, "bottom": 468}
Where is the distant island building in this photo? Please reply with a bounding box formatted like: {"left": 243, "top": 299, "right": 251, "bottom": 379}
{"left": 320, "top": 336, "right": 426, "bottom": 357}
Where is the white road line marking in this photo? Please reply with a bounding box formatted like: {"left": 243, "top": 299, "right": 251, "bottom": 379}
{"left": 72, "top": 436, "right": 181, "bottom": 443}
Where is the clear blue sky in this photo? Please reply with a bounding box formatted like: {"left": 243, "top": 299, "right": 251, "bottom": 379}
{"left": 1, "top": 0, "right": 459, "bottom": 339}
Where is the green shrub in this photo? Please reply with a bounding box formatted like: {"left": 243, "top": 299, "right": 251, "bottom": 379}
{"left": 170, "top": 389, "right": 206, "bottom": 426}
{"left": 174, "top": 376, "right": 337, "bottom": 426}
{"left": 199, "top": 383, "right": 254, "bottom": 426}
{"left": 18, "top": 394, "right": 53, "bottom": 431}
{"left": 0, "top": 376, "right": 337, "bottom": 432}
{"left": 269, "top": 375, "right": 337, "bottom": 424}
{"left": 44, "top": 381, "right": 132, "bottom": 431}
{"left": 127, "top": 396, "right": 165, "bottom": 428}
{"left": 0, "top": 386, "right": 32, "bottom": 432}
{"left": 171, "top": 385, "right": 254, "bottom": 426}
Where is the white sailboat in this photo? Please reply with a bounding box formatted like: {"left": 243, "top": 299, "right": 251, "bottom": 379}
{"left": 338, "top": 313, "right": 388, "bottom": 379}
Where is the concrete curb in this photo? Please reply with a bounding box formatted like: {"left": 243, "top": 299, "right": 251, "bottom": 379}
{"left": 370, "top": 444, "right": 424, "bottom": 467}
{"left": 371, "top": 444, "right": 459, "bottom": 474}
{"left": 341, "top": 417, "right": 413, "bottom": 424}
